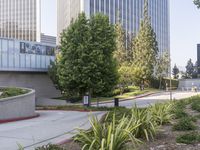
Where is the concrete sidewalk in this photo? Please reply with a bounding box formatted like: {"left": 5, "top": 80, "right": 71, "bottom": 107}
{"left": 95, "top": 91, "right": 200, "bottom": 108}
{"left": 0, "top": 111, "right": 105, "bottom": 150}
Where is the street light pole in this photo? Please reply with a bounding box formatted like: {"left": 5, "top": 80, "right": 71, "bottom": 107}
{"left": 169, "top": 53, "right": 172, "bottom": 100}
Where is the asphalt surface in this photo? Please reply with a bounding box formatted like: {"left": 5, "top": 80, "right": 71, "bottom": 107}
{"left": 94, "top": 91, "right": 200, "bottom": 108}
{"left": 0, "top": 111, "right": 105, "bottom": 150}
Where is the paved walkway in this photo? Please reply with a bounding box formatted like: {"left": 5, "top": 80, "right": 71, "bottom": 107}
{"left": 94, "top": 91, "right": 200, "bottom": 108}
{"left": 0, "top": 111, "right": 105, "bottom": 150}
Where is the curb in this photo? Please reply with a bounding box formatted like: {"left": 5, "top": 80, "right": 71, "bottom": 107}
{"left": 0, "top": 113, "right": 40, "bottom": 124}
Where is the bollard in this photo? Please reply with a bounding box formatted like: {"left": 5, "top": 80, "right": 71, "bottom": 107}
{"left": 114, "top": 98, "right": 119, "bottom": 107}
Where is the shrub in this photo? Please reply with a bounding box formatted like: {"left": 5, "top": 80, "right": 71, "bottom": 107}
{"left": 176, "top": 132, "right": 200, "bottom": 144}
{"left": 173, "top": 117, "right": 197, "bottom": 131}
{"left": 131, "top": 107, "right": 157, "bottom": 141}
{"left": 35, "top": 144, "right": 63, "bottom": 150}
{"left": 75, "top": 113, "right": 141, "bottom": 150}
{"left": 191, "top": 99, "right": 200, "bottom": 112}
{"left": 149, "top": 102, "right": 174, "bottom": 125}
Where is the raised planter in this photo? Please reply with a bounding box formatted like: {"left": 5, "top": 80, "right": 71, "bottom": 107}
{"left": 0, "top": 87, "right": 36, "bottom": 121}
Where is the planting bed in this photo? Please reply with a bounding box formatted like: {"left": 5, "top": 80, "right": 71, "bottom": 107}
{"left": 0, "top": 87, "right": 36, "bottom": 122}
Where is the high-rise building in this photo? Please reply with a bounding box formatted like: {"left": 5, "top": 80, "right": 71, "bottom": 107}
{"left": 57, "top": 0, "right": 170, "bottom": 55}
{"left": 0, "top": 0, "right": 41, "bottom": 42}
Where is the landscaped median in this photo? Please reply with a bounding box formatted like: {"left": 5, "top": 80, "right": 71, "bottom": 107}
{"left": 34, "top": 95, "right": 200, "bottom": 150}
{"left": 0, "top": 87, "right": 37, "bottom": 123}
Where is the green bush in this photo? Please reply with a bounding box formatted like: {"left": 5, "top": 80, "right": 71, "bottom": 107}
{"left": 149, "top": 102, "right": 174, "bottom": 125}
{"left": 75, "top": 113, "right": 141, "bottom": 150}
{"left": 176, "top": 132, "right": 200, "bottom": 144}
{"left": 131, "top": 107, "right": 157, "bottom": 141}
{"left": 191, "top": 98, "right": 200, "bottom": 112}
{"left": 173, "top": 117, "right": 197, "bottom": 131}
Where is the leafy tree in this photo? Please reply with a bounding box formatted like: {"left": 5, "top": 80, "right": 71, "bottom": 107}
{"left": 186, "top": 58, "right": 194, "bottom": 78}
{"left": 88, "top": 13, "right": 118, "bottom": 96}
{"left": 172, "top": 64, "right": 179, "bottom": 79}
{"left": 156, "top": 52, "right": 170, "bottom": 89}
{"left": 58, "top": 13, "right": 118, "bottom": 99}
{"left": 132, "top": 0, "right": 158, "bottom": 87}
{"left": 118, "top": 63, "right": 134, "bottom": 94}
{"left": 194, "top": 0, "right": 200, "bottom": 8}
{"left": 113, "top": 19, "right": 127, "bottom": 66}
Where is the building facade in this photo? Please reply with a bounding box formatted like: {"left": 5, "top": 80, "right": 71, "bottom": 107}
{"left": 0, "top": 37, "right": 55, "bottom": 72}
{"left": 0, "top": 0, "right": 41, "bottom": 42}
{"left": 41, "top": 33, "right": 56, "bottom": 45}
{"left": 57, "top": 0, "right": 170, "bottom": 55}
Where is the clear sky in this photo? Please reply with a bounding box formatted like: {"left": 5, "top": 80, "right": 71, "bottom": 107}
{"left": 41, "top": 0, "right": 200, "bottom": 70}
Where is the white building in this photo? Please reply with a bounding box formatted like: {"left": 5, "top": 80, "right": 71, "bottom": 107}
{"left": 0, "top": 0, "right": 41, "bottom": 42}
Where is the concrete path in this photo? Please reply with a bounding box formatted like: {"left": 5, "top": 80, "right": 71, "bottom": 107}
{"left": 0, "top": 111, "right": 105, "bottom": 150}
{"left": 94, "top": 91, "right": 200, "bottom": 108}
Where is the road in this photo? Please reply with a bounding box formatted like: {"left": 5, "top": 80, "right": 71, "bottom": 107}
{"left": 0, "top": 111, "right": 104, "bottom": 150}
{"left": 94, "top": 91, "right": 200, "bottom": 108}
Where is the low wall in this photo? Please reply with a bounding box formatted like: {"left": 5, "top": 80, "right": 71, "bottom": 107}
{"left": 178, "top": 79, "right": 200, "bottom": 90}
{"left": 0, "top": 88, "right": 36, "bottom": 120}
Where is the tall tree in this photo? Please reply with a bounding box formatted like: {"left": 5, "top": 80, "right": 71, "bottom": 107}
{"left": 58, "top": 13, "right": 118, "bottom": 98}
{"left": 172, "top": 64, "right": 179, "bottom": 79}
{"left": 156, "top": 52, "right": 170, "bottom": 88}
{"left": 194, "top": 0, "right": 200, "bottom": 8}
{"left": 58, "top": 13, "right": 90, "bottom": 97}
{"left": 88, "top": 13, "right": 118, "bottom": 96}
{"left": 186, "top": 58, "right": 194, "bottom": 78}
{"left": 113, "top": 17, "right": 127, "bottom": 65}
{"left": 132, "top": 0, "right": 158, "bottom": 86}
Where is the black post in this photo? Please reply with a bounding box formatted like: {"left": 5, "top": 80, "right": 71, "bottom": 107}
{"left": 114, "top": 98, "right": 119, "bottom": 107}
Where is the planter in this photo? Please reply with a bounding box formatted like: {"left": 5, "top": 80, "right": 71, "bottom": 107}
{"left": 0, "top": 87, "right": 36, "bottom": 121}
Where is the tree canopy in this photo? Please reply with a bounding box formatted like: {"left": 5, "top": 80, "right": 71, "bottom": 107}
{"left": 57, "top": 13, "right": 118, "bottom": 98}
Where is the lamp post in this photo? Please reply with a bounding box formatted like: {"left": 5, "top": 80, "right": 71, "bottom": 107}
{"left": 169, "top": 54, "right": 172, "bottom": 100}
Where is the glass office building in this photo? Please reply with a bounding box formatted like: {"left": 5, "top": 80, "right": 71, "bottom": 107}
{"left": 0, "top": 37, "right": 55, "bottom": 72}
{"left": 57, "top": 0, "right": 170, "bottom": 55}
{"left": 0, "top": 0, "right": 41, "bottom": 42}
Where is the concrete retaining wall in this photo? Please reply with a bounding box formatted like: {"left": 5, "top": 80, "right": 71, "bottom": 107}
{"left": 178, "top": 79, "right": 200, "bottom": 91}
{"left": 0, "top": 88, "right": 36, "bottom": 120}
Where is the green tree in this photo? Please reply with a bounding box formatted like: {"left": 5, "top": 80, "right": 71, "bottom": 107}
{"left": 132, "top": 0, "right": 158, "bottom": 87}
{"left": 113, "top": 19, "right": 127, "bottom": 65}
{"left": 194, "top": 0, "right": 200, "bottom": 8}
{"left": 88, "top": 13, "right": 118, "bottom": 96}
{"left": 118, "top": 63, "right": 134, "bottom": 94}
{"left": 172, "top": 64, "right": 179, "bottom": 79}
{"left": 186, "top": 58, "right": 194, "bottom": 78}
{"left": 58, "top": 13, "right": 118, "bottom": 99}
{"left": 156, "top": 52, "right": 170, "bottom": 89}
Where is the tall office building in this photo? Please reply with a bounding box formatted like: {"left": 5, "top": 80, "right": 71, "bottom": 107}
{"left": 197, "top": 44, "right": 200, "bottom": 74}
{"left": 57, "top": 0, "right": 170, "bottom": 55}
{"left": 0, "top": 0, "right": 41, "bottom": 42}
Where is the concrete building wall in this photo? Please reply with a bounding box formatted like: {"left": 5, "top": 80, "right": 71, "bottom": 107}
{"left": 57, "top": 0, "right": 81, "bottom": 44}
{"left": 0, "top": 72, "right": 61, "bottom": 99}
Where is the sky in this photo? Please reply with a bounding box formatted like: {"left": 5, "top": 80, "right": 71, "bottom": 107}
{"left": 41, "top": 0, "right": 200, "bottom": 71}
